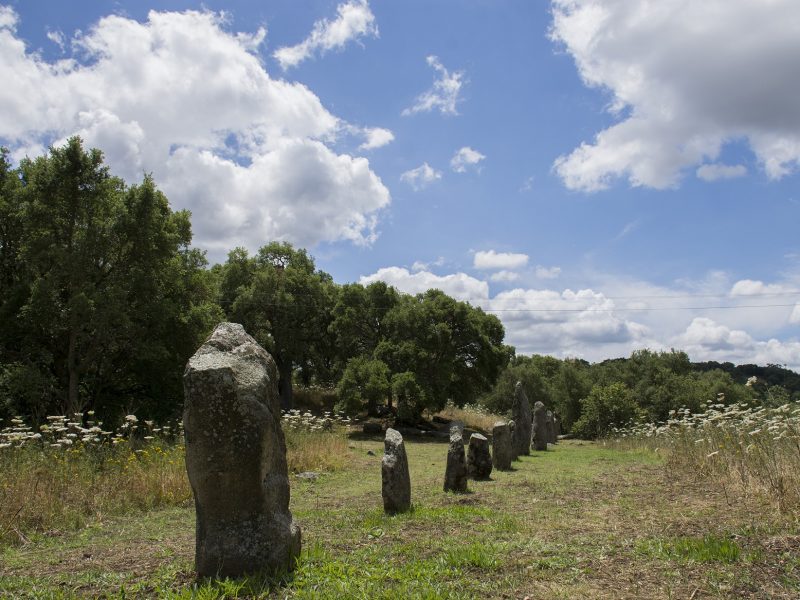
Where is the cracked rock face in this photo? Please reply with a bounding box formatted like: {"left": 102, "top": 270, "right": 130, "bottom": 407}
{"left": 382, "top": 428, "right": 411, "bottom": 513}
{"left": 183, "top": 322, "right": 301, "bottom": 578}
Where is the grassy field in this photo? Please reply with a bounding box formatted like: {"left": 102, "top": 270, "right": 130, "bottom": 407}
{"left": 2, "top": 435, "right": 799, "bottom": 599}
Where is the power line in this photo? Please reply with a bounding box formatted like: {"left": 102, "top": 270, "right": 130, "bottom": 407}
{"left": 476, "top": 303, "right": 799, "bottom": 314}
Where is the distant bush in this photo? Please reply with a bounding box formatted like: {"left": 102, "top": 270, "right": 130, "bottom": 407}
{"left": 572, "top": 383, "right": 642, "bottom": 439}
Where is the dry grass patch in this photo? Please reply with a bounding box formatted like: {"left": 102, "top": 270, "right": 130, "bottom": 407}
{"left": 434, "top": 403, "right": 504, "bottom": 433}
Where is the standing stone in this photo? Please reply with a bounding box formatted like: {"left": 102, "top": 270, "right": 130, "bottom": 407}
{"left": 466, "top": 433, "right": 493, "bottom": 480}
{"left": 183, "top": 323, "right": 301, "bottom": 578}
{"left": 444, "top": 431, "right": 468, "bottom": 492}
{"left": 449, "top": 420, "right": 465, "bottom": 436}
{"left": 553, "top": 414, "right": 562, "bottom": 441}
{"left": 508, "top": 419, "right": 519, "bottom": 461}
{"left": 532, "top": 401, "right": 548, "bottom": 451}
{"left": 546, "top": 410, "right": 556, "bottom": 444}
{"left": 512, "top": 382, "right": 532, "bottom": 456}
{"left": 382, "top": 428, "right": 411, "bottom": 513}
{"left": 492, "top": 421, "right": 513, "bottom": 471}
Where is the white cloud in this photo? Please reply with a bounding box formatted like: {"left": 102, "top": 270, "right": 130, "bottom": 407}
{"left": 411, "top": 257, "right": 445, "bottom": 272}
{"left": 790, "top": 304, "right": 800, "bottom": 325}
{"left": 402, "top": 55, "right": 465, "bottom": 117}
{"left": 535, "top": 265, "right": 562, "bottom": 279}
{"left": 0, "top": 6, "right": 15, "bottom": 29}
{"left": 400, "top": 162, "right": 441, "bottom": 191}
{"left": 273, "top": 0, "right": 378, "bottom": 70}
{"left": 474, "top": 250, "right": 529, "bottom": 271}
{"left": 360, "top": 267, "right": 488, "bottom": 303}
{"left": 490, "top": 270, "right": 520, "bottom": 283}
{"left": 520, "top": 176, "right": 535, "bottom": 192}
{"left": 358, "top": 127, "right": 394, "bottom": 150}
{"left": 550, "top": 0, "right": 800, "bottom": 191}
{"left": 46, "top": 29, "right": 65, "bottom": 52}
{"left": 730, "top": 279, "right": 797, "bottom": 297}
{"left": 0, "top": 8, "right": 390, "bottom": 259}
{"left": 675, "top": 317, "right": 800, "bottom": 370}
{"left": 361, "top": 265, "right": 800, "bottom": 369}
{"left": 696, "top": 163, "right": 747, "bottom": 182}
{"left": 450, "top": 146, "right": 485, "bottom": 173}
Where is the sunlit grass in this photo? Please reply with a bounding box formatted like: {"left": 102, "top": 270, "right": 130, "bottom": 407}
{"left": 0, "top": 410, "right": 352, "bottom": 546}
{"left": 609, "top": 395, "right": 800, "bottom": 512}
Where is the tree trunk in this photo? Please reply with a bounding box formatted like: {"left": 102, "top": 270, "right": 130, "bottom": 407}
{"left": 67, "top": 327, "right": 80, "bottom": 417}
{"left": 278, "top": 362, "right": 293, "bottom": 411}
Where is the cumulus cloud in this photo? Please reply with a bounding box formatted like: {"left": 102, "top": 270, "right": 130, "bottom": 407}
{"left": 535, "top": 265, "right": 562, "bottom": 279}
{"left": 273, "top": 0, "right": 378, "bottom": 70}
{"left": 490, "top": 270, "right": 520, "bottom": 283}
{"left": 474, "top": 250, "right": 529, "bottom": 271}
{"left": 696, "top": 163, "right": 747, "bottom": 182}
{"left": 400, "top": 162, "right": 441, "bottom": 190}
{"left": 46, "top": 29, "right": 65, "bottom": 52}
{"left": 675, "top": 317, "right": 800, "bottom": 370}
{"left": 730, "top": 279, "right": 797, "bottom": 297}
{"left": 550, "top": 0, "right": 800, "bottom": 191}
{"left": 361, "top": 265, "right": 800, "bottom": 368}
{"left": 358, "top": 127, "right": 394, "bottom": 150}
{"left": 359, "top": 267, "right": 488, "bottom": 303}
{"left": 450, "top": 146, "right": 485, "bottom": 173}
{"left": 402, "top": 55, "right": 465, "bottom": 117}
{"left": 0, "top": 8, "right": 390, "bottom": 258}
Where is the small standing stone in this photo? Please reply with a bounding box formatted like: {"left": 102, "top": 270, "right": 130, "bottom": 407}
{"left": 508, "top": 419, "right": 519, "bottom": 461}
{"left": 546, "top": 410, "right": 556, "bottom": 444}
{"left": 492, "top": 421, "right": 513, "bottom": 470}
{"left": 512, "top": 382, "right": 532, "bottom": 456}
{"left": 382, "top": 428, "right": 411, "bottom": 513}
{"left": 532, "top": 401, "right": 548, "bottom": 451}
{"left": 553, "top": 414, "right": 562, "bottom": 441}
{"left": 444, "top": 431, "right": 468, "bottom": 492}
{"left": 466, "top": 433, "right": 493, "bottom": 480}
{"left": 449, "top": 420, "right": 465, "bottom": 436}
{"left": 183, "top": 323, "right": 301, "bottom": 578}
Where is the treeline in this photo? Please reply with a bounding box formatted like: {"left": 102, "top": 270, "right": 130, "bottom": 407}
{"left": 0, "top": 139, "right": 510, "bottom": 424}
{"left": 1, "top": 139, "right": 797, "bottom": 432}
{"left": 480, "top": 349, "right": 799, "bottom": 439}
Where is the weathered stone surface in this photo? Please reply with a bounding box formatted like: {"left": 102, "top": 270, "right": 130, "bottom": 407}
{"left": 553, "top": 414, "right": 562, "bottom": 441}
{"left": 449, "top": 420, "right": 465, "bottom": 436}
{"left": 512, "top": 382, "right": 532, "bottom": 456}
{"left": 508, "top": 419, "right": 519, "bottom": 461}
{"left": 466, "top": 433, "right": 493, "bottom": 480}
{"left": 546, "top": 410, "right": 556, "bottom": 444}
{"left": 532, "top": 401, "right": 548, "bottom": 451}
{"left": 444, "top": 431, "right": 468, "bottom": 492}
{"left": 183, "top": 322, "right": 301, "bottom": 578}
{"left": 492, "top": 421, "right": 513, "bottom": 470}
{"left": 382, "top": 428, "right": 411, "bottom": 513}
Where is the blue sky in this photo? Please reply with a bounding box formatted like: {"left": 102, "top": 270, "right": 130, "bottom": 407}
{"left": 3, "top": 0, "right": 800, "bottom": 368}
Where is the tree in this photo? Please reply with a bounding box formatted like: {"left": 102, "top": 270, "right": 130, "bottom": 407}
{"left": 377, "top": 289, "right": 509, "bottom": 413}
{"left": 572, "top": 383, "right": 642, "bottom": 439}
{"left": 335, "top": 357, "right": 390, "bottom": 415}
{"left": 0, "top": 138, "right": 221, "bottom": 422}
{"left": 228, "top": 242, "right": 334, "bottom": 410}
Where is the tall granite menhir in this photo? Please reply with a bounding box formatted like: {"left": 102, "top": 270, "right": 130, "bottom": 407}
{"left": 511, "top": 381, "right": 532, "bottom": 456}
{"left": 183, "top": 323, "right": 301, "bottom": 577}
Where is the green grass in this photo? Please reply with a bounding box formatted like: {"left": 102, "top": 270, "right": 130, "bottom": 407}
{"left": 2, "top": 438, "right": 800, "bottom": 598}
{"left": 636, "top": 535, "right": 741, "bottom": 563}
